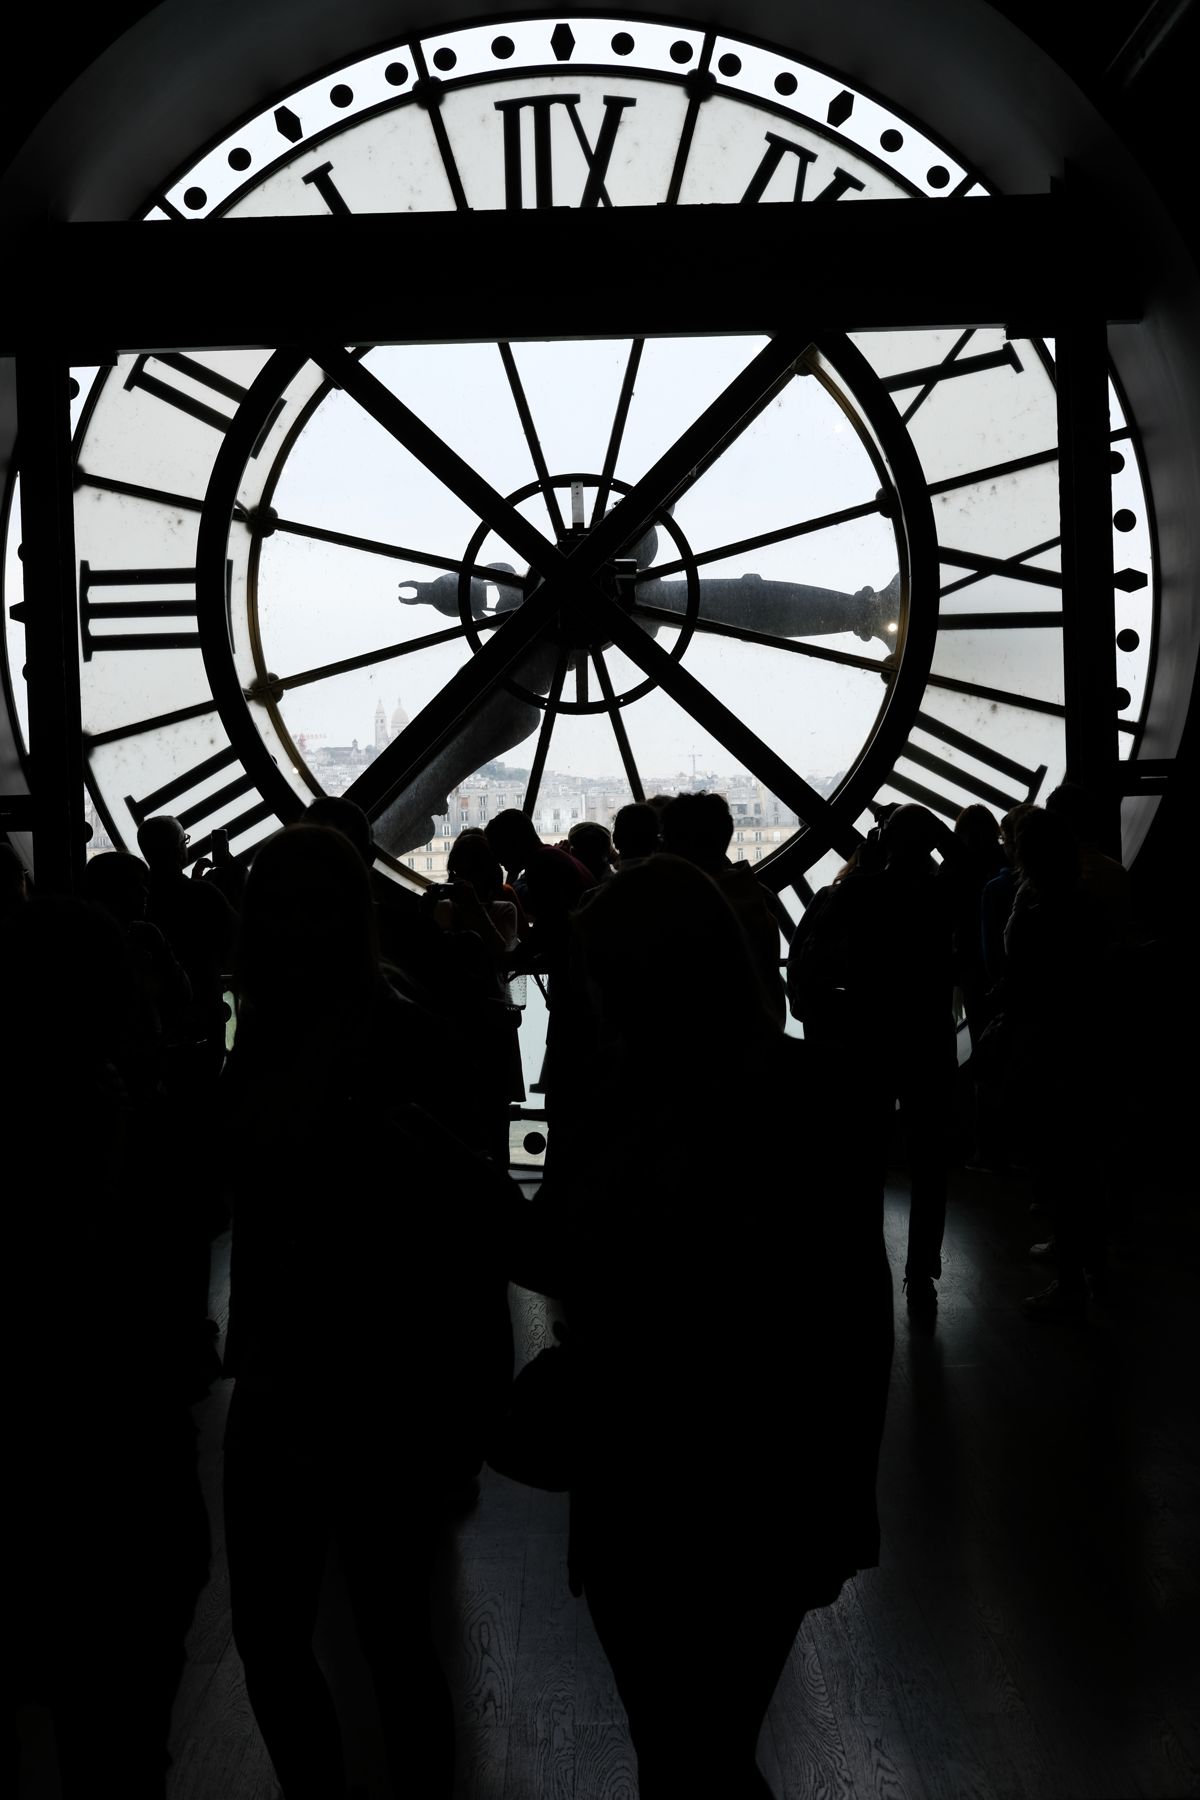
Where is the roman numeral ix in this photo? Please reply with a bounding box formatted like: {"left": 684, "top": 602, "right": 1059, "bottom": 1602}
{"left": 494, "top": 93, "right": 636, "bottom": 209}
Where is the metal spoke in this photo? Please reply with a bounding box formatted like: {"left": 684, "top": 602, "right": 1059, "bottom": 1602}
{"left": 344, "top": 587, "right": 565, "bottom": 818}
{"left": 598, "top": 595, "right": 859, "bottom": 853}
{"left": 497, "top": 342, "right": 567, "bottom": 539}
{"left": 635, "top": 496, "right": 884, "bottom": 581}
{"left": 522, "top": 647, "right": 571, "bottom": 817}
{"left": 575, "top": 658, "right": 589, "bottom": 706}
{"left": 269, "top": 512, "right": 518, "bottom": 583}
{"left": 663, "top": 30, "right": 715, "bottom": 207}
{"left": 582, "top": 331, "right": 813, "bottom": 571}
{"left": 590, "top": 338, "right": 645, "bottom": 525}
{"left": 246, "top": 619, "right": 493, "bottom": 697}
{"left": 410, "top": 38, "right": 469, "bottom": 212}
{"left": 310, "top": 345, "right": 560, "bottom": 573}
{"left": 593, "top": 650, "right": 645, "bottom": 801}
{"left": 77, "top": 469, "right": 248, "bottom": 523}
{"left": 632, "top": 604, "right": 893, "bottom": 675}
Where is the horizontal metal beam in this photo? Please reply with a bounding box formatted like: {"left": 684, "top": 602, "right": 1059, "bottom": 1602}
{"left": 2, "top": 196, "right": 1140, "bottom": 354}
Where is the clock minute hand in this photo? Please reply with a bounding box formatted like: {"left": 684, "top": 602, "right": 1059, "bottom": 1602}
{"left": 637, "top": 570, "right": 901, "bottom": 647}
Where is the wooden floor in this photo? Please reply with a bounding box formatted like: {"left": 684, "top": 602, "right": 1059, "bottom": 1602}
{"left": 18, "top": 1162, "right": 1200, "bottom": 1798}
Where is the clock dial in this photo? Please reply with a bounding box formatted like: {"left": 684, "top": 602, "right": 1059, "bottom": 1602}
{"left": 62, "top": 347, "right": 281, "bottom": 861}
{"left": 0, "top": 14, "right": 1155, "bottom": 898}
{"left": 188, "top": 329, "right": 929, "bottom": 875}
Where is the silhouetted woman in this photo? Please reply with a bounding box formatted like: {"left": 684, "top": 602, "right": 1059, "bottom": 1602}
{"left": 520, "top": 855, "right": 892, "bottom": 1797}
{"left": 6, "top": 895, "right": 209, "bottom": 1797}
{"left": 1004, "top": 807, "right": 1111, "bottom": 1317}
{"left": 221, "top": 825, "right": 515, "bottom": 1798}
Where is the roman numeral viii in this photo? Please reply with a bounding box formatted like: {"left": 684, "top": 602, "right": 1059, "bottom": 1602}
{"left": 124, "top": 745, "right": 276, "bottom": 861}
{"left": 123, "top": 352, "right": 251, "bottom": 433}
{"left": 888, "top": 710, "right": 1047, "bottom": 822}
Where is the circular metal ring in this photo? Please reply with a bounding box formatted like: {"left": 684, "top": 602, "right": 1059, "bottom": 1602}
{"left": 456, "top": 472, "right": 701, "bottom": 714}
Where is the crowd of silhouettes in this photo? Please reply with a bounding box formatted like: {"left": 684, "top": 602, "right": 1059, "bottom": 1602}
{"left": 4, "top": 775, "right": 1145, "bottom": 1795}
{"left": 787, "top": 783, "right": 1142, "bottom": 1322}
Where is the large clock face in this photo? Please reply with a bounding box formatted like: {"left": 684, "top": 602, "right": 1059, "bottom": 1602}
{"left": 0, "top": 11, "right": 1156, "bottom": 908}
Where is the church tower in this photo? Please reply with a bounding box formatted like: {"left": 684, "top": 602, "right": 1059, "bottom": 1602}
{"left": 374, "top": 699, "right": 388, "bottom": 752}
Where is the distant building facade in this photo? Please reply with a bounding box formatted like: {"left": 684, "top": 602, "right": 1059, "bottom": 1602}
{"left": 85, "top": 696, "right": 834, "bottom": 874}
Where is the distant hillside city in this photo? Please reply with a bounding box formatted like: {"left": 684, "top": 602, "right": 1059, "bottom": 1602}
{"left": 84, "top": 697, "right": 842, "bottom": 871}
{"left": 299, "top": 699, "right": 836, "bottom": 879}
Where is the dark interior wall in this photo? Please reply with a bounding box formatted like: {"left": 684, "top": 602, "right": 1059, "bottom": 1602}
{"left": 2, "top": 0, "right": 1197, "bottom": 886}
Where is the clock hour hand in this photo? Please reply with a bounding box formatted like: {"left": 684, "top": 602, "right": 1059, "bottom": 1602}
{"left": 372, "top": 637, "right": 556, "bottom": 856}
{"left": 398, "top": 566, "right": 523, "bottom": 620}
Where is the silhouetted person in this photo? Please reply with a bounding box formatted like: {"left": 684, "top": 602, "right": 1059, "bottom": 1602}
{"left": 1003, "top": 807, "right": 1113, "bottom": 1318}
{"left": 567, "top": 818, "right": 616, "bottom": 882}
{"left": 1044, "top": 781, "right": 1151, "bottom": 1249}
{"left": 5, "top": 895, "right": 210, "bottom": 1797}
{"left": 221, "top": 825, "right": 517, "bottom": 1799}
{"left": 81, "top": 851, "right": 221, "bottom": 1395}
{"left": 945, "top": 805, "right": 1006, "bottom": 1162}
{"left": 981, "top": 801, "right": 1038, "bottom": 987}
{"left": 788, "top": 805, "right": 956, "bottom": 1316}
{"left": 136, "top": 813, "right": 237, "bottom": 1085}
{"left": 1044, "top": 780, "right": 1133, "bottom": 947}
{"left": 484, "top": 808, "right": 593, "bottom": 971}
{"left": 948, "top": 805, "right": 1005, "bottom": 1047}
{"left": 304, "top": 802, "right": 517, "bottom": 1160}
{"left": 660, "top": 790, "right": 786, "bottom": 1025}
{"left": 515, "top": 856, "right": 891, "bottom": 1796}
{"left": 484, "top": 809, "right": 593, "bottom": 1135}
{"left": 83, "top": 850, "right": 192, "bottom": 1064}
{"left": 438, "top": 827, "right": 521, "bottom": 967}
{"left": 972, "top": 802, "right": 1041, "bottom": 1176}
{"left": 304, "top": 791, "right": 443, "bottom": 993}
{"left": 306, "top": 792, "right": 375, "bottom": 863}
{"left": 611, "top": 801, "right": 660, "bottom": 864}
{"left": 424, "top": 829, "right": 525, "bottom": 1160}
